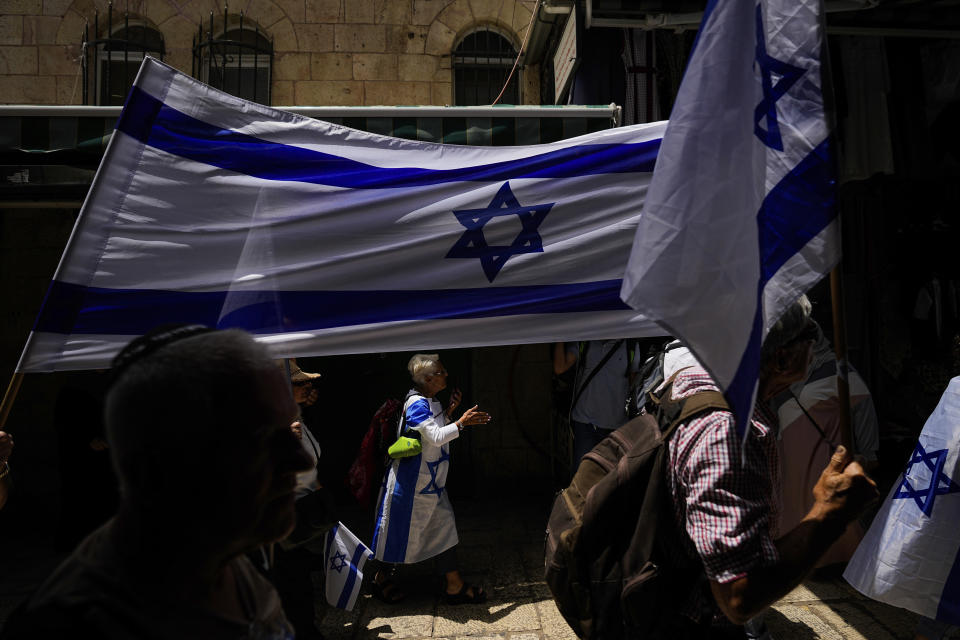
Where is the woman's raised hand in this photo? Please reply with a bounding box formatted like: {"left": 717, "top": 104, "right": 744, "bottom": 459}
{"left": 446, "top": 388, "right": 462, "bottom": 415}
{"left": 458, "top": 405, "right": 491, "bottom": 427}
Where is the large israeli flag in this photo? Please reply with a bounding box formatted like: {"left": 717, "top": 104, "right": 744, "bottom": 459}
{"left": 324, "top": 522, "right": 373, "bottom": 611}
{"left": 620, "top": 0, "right": 839, "bottom": 438}
{"left": 17, "top": 57, "right": 666, "bottom": 372}
{"left": 844, "top": 377, "right": 960, "bottom": 625}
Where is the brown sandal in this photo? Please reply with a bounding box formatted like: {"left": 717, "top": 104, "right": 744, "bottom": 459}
{"left": 444, "top": 582, "right": 486, "bottom": 605}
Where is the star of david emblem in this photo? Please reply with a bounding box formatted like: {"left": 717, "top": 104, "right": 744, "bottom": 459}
{"left": 445, "top": 181, "right": 554, "bottom": 282}
{"left": 892, "top": 442, "right": 960, "bottom": 517}
{"left": 330, "top": 550, "right": 348, "bottom": 573}
{"left": 420, "top": 447, "right": 450, "bottom": 497}
{"left": 753, "top": 3, "right": 806, "bottom": 151}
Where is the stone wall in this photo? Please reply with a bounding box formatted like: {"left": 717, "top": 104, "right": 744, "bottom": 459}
{"left": 0, "top": 0, "right": 541, "bottom": 105}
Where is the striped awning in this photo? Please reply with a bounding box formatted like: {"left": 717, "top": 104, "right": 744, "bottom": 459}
{"left": 0, "top": 104, "right": 619, "bottom": 205}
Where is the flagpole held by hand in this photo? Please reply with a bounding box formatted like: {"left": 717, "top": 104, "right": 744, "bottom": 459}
{"left": 821, "top": 24, "right": 855, "bottom": 456}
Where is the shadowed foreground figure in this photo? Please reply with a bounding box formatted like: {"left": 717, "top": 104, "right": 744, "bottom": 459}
{"left": 1, "top": 327, "right": 312, "bottom": 639}
{"left": 657, "top": 297, "right": 880, "bottom": 639}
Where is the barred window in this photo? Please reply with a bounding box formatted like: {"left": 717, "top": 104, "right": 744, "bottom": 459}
{"left": 194, "top": 15, "right": 272, "bottom": 105}
{"left": 453, "top": 27, "right": 520, "bottom": 106}
{"left": 82, "top": 11, "right": 164, "bottom": 105}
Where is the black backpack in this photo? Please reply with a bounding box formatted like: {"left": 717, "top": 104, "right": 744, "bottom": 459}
{"left": 544, "top": 373, "right": 729, "bottom": 639}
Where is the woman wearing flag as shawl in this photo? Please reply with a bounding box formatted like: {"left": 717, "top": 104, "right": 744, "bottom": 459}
{"left": 371, "top": 354, "right": 490, "bottom": 604}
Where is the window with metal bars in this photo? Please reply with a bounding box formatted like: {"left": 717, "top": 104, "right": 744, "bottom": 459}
{"left": 81, "top": 8, "right": 164, "bottom": 106}
{"left": 193, "top": 11, "right": 273, "bottom": 105}
{"left": 452, "top": 27, "right": 520, "bottom": 106}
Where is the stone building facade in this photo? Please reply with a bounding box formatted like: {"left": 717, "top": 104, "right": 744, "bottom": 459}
{"left": 0, "top": 0, "right": 540, "bottom": 106}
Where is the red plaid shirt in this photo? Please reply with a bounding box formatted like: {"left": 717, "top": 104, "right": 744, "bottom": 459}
{"left": 664, "top": 366, "right": 781, "bottom": 622}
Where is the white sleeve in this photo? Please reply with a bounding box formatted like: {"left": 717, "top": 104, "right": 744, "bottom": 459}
{"left": 405, "top": 397, "right": 459, "bottom": 446}
{"left": 413, "top": 417, "right": 460, "bottom": 447}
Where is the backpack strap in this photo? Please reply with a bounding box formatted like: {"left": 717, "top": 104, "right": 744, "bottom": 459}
{"left": 570, "top": 339, "right": 624, "bottom": 413}
{"left": 647, "top": 369, "right": 730, "bottom": 442}
{"left": 397, "top": 389, "right": 424, "bottom": 441}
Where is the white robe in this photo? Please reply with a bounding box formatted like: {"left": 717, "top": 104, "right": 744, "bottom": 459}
{"left": 372, "top": 391, "right": 460, "bottom": 563}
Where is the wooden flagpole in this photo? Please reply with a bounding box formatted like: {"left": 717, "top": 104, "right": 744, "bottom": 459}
{"left": 0, "top": 373, "right": 24, "bottom": 431}
{"left": 820, "top": 4, "right": 854, "bottom": 456}
{"left": 830, "top": 267, "right": 854, "bottom": 453}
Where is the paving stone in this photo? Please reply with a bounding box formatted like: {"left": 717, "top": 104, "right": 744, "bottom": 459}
{"left": 534, "top": 598, "right": 578, "bottom": 640}
{"left": 807, "top": 602, "right": 900, "bottom": 640}
{"left": 519, "top": 543, "right": 546, "bottom": 582}
{"left": 0, "top": 497, "right": 930, "bottom": 640}
{"left": 320, "top": 598, "right": 367, "bottom": 640}
{"left": 435, "top": 599, "right": 541, "bottom": 636}
{"left": 768, "top": 603, "right": 845, "bottom": 639}
{"left": 834, "top": 599, "right": 923, "bottom": 640}
{"left": 529, "top": 582, "right": 552, "bottom": 600}
{"left": 485, "top": 552, "right": 534, "bottom": 598}
{"left": 361, "top": 592, "right": 437, "bottom": 638}
{"left": 804, "top": 577, "right": 860, "bottom": 602}
{"left": 780, "top": 582, "right": 821, "bottom": 604}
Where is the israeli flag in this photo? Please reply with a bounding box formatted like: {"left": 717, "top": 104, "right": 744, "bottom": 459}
{"left": 844, "top": 377, "right": 960, "bottom": 625}
{"left": 620, "top": 0, "right": 839, "bottom": 439}
{"left": 16, "top": 57, "right": 666, "bottom": 373}
{"left": 324, "top": 522, "right": 373, "bottom": 611}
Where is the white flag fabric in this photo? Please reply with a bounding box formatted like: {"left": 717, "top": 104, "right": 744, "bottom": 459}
{"left": 17, "top": 57, "right": 667, "bottom": 373}
{"left": 619, "top": 0, "right": 839, "bottom": 438}
{"left": 324, "top": 522, "right": 373, "bottom": 611}
{"left": 844, "top": 377, "right": 960, "bottom": 625}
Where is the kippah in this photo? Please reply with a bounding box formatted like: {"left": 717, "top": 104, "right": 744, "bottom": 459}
{"left": 110, "top": 324, "right": 214, "bottom": 384}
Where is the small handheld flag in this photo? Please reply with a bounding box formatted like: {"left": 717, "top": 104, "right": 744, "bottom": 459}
{"left": 324, "top": 522, "right": 374, "bottom": 611}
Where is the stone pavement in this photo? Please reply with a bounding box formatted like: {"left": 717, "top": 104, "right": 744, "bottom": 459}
{"left": 0, "top": 494, "right": 951, "bottom": 639}
{"left": 316, "top": 496, "right": 943, "bottom": 640}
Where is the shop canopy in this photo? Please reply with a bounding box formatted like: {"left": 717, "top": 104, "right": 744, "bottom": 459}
{"left": 0, "top": 104, "right": 619, "bottom": 207}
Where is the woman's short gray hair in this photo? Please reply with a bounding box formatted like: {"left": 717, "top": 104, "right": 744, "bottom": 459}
{"left": 760, "top": 294, "right": 814, "bottom": 370}
{"left": 408, "top": 353, "right": 441, "bottom": 385}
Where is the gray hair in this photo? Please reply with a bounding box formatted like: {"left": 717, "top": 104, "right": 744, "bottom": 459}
{"left": 105, "top": 329, "right": 275, "bottom": 499}
{"left": 760, "top": 294, "right": 814, "bottom": 372}
{"left": 408, "top": 353, "right": 441, "bottom": 385}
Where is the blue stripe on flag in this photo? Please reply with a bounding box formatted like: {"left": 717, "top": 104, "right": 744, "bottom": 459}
{"left": 939, "top": 545, "right": 960, "bottom": 625}
{"left": 336, "top": 542, "right": 370, "bottom": 610}
{"left": 758, "top": 139, "right": 836, "bottom": 283}
{"left": 117, "top": 87, "right": 660, "bottom": 189}
{"left": 727, "top": 138, "right": 836, "bottom": 438}
{"left": 725, "top": 293, "right": 765, "bottom": 440}
{"left": 34, "top": 279, "right": 631, "bottom": 335}
{"left": 406, "top": 399, "right": 432, "bottom": 429}
{"left": 382, "top": 455, "right": 421, "bottom": 562}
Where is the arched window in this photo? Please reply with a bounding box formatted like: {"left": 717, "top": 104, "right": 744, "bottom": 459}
{"left": 194, "top": 14, "right": 273, "bottom": 105}
{"left": 452, "top": 27, "right": 520, "bottom": 105}
{"left": 82, "top": 9, "right": 164, "bottom": 105}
